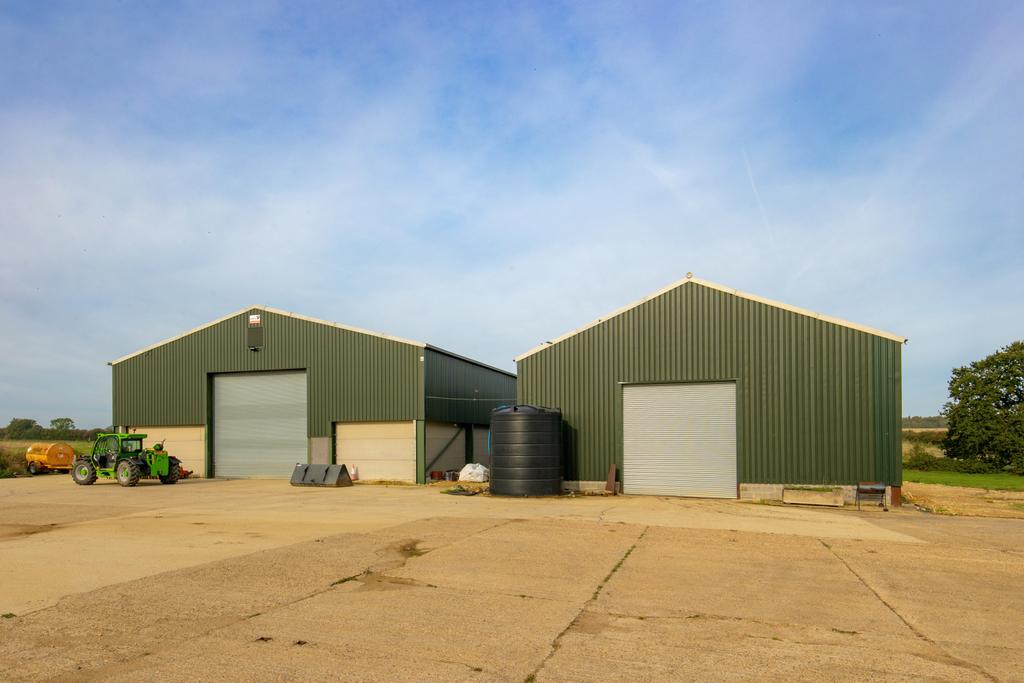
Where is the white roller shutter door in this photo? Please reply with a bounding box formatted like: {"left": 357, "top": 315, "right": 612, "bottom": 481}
{"left": 623, "top": 382, "right": 737, "bottom": 498}
{"left": 213, "top": 371, "right": 307, "bottom": 478}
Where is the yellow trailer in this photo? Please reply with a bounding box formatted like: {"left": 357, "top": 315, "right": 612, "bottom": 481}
{"left": 26, "top": 442, "right": 75, "bottom": 475}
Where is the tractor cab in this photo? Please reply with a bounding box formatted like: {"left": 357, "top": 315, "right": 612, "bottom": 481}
{"left": 73, "top": 432, "right": 180, "bottom": 488}
{"left": 92, "top": 434, "right": 145, "bottom": 468}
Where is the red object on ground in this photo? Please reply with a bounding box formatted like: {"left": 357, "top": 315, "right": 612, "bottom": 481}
{"left": 605, "top": 463, "right": 618, "bottom": 494}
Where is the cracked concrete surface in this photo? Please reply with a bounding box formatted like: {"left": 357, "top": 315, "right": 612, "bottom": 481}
{"left": 1, "top": 478, "right": 1021, "bottom": 681}
{"left": 538, "top": 526, "right": 1018, "bottom": 682}
{"left": 818, "top": 539, "right": 998, "bottom": 681}
{"left": 526, "top": 525, "right": 651, "bottom": 682}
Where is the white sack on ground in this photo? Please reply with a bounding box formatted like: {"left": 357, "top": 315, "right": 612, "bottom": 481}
{"left": 458, "top": 463, "right": 489, "bottom": 482}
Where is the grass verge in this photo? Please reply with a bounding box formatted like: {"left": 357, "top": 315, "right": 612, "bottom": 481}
{"left": 903, "top": 469, "right": 1024, "bottom": 491}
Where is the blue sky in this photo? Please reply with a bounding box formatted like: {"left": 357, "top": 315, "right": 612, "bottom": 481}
{"left": 1, "top": 1, "right": 1021, "bottom": 427}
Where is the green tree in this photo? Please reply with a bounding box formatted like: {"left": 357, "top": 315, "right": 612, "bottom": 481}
{"left": 49, "top": 417, "right": 76, "bottom": 435}
{"left": 4, "top": 418, "right": 41, "bottom": 439}
{"left": 943, "top": 341, "right": 1024, "bottom": 473}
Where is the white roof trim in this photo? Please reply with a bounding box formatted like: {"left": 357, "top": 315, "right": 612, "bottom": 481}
{"left": 110, "top": 305, "right": 425, "bottom": 365}
{"left": 514, "top": 274, "right": 907, "bottom": 362}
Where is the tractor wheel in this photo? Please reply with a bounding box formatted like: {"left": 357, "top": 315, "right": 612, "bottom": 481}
{"left": 28, "top": 461, "right": 39, "bottom": 476}
{"left": 159, "top": 462, "right": 181, "bottom": 485}
{"left": 116, "top": 460, "right": 141, "bottom": 487}
{"left": 72, "top": 460, "right": 97, "bottom": 486}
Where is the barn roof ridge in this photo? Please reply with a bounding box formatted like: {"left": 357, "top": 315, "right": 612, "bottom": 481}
{"left": 513, "top": 274, "right": 907, "bottom": 362}
{"left": 109, "top": 305, "right": 426, "bottom": 365}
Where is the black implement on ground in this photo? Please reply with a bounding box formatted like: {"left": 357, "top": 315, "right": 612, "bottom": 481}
{"left": 490, "top": 405, "right": 563, "bottom": 496}
{"left": 856, "top": 482, "right": 887, "bottom": 511}
{"left": 290, "top": 463, "right": 353, "bottom": 487}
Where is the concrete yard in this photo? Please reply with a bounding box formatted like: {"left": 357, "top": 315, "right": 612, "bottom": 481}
{"left": 1, "top": 477, "right": 1022, "bottom": 681}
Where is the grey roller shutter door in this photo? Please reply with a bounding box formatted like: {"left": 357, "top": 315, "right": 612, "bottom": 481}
{"left": 213, "top": 371, "right": 307, "bottom": 478}
{"left": 623, "top": 382, "right": 737, "bottom": 498}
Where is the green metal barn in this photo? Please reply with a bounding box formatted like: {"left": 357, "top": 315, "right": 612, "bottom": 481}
{"left": 515, "top": 275, "right": 905, "bottom": 503}
{"left": 111, "top": 306, "right": 515, "bottom": 481}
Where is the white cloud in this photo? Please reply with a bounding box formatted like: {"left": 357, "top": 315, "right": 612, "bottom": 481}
{"left": 1, "top": 2, "right": 1021, "bottom": 425}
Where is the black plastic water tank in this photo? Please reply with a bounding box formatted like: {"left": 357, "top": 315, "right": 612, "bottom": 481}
{"left": 490, "top": 405, "right": 562, "bottom": 496}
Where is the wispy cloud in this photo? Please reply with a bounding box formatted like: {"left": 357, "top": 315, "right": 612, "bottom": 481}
{"left": 742, "top": 147, "right": 774, "bottom": 248}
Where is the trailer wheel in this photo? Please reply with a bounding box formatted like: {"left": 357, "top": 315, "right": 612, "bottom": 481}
{"left": 28, "top": 461, "right": 39, "bottom": 475}
{"left": 72, "top": 460, "right": 97, "bottom": 485}
{"left": 159, "top": 462, "right": 181, "bottom": 485}
{"left": 116, "top": 460, "right": 141, "bottom": 487}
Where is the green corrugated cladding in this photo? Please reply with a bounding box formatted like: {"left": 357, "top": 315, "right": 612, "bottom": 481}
{"left": 112, "top": 309, "right": 423, "bottom": 437}
{"left": 516, "top": 282, "right": 903, "bottom": 486}
{"left": 423, "top": 348, "right": 517, "bottom": 425}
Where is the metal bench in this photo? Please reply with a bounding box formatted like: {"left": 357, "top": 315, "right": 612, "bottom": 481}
{"left": 856, "top": 482, "right": 887, "bottom": 511}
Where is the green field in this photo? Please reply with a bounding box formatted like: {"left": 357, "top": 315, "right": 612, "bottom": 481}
{"left": 904, "top": 469, "right": 1024, "bottom": 491}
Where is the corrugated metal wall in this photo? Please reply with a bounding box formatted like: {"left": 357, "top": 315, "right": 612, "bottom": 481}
{"left": 517, "top": 282, "right": 903, "bottom": 486}
{"left": 113, "top": 309, "right": 423, "bottom": 437}
{"left": 424, "top": 348, "right": 517, "bottom": 425}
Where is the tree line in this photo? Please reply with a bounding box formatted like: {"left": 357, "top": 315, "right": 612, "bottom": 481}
{"left": 0, "top": 418, "right": 111, "bottom": 442}
{"left": 901, "top": 415, "right": 948, "bottom": 429}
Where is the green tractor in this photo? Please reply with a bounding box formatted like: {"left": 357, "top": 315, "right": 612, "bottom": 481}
{"left": 72, "top": 433, "right": 181, "bottom": 487}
